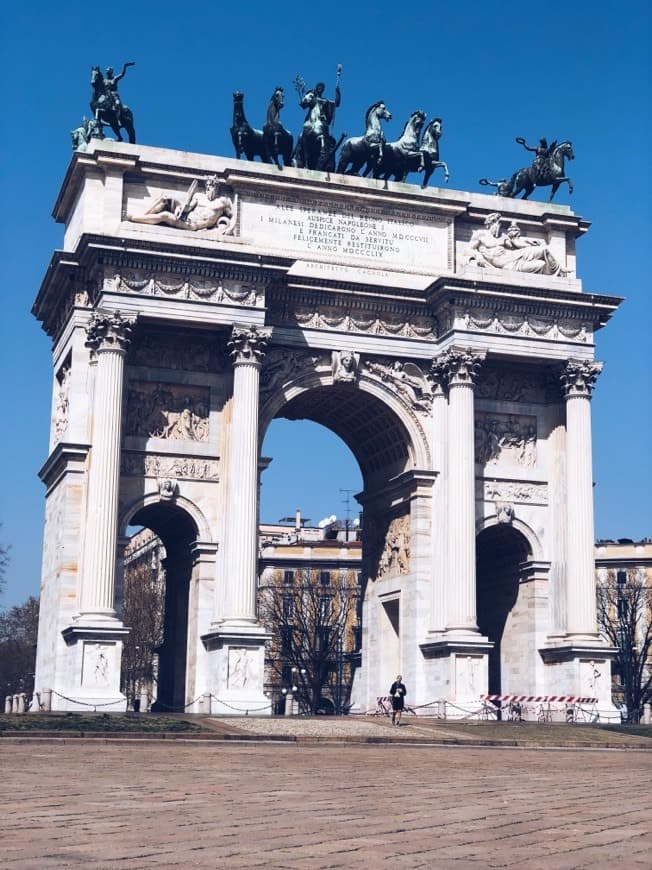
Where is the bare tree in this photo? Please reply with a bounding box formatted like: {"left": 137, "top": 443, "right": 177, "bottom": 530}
{"left": 0, "top": 596, "right": 39, "bottom": 705}
{"left": 120, "top": 542, "right": 165, "bottom": 708}
{"left": 259, "top": 569, "right": 359, "bottom": 715}
{"left": 597, "top": 569, "right": 652, "bottom": 723}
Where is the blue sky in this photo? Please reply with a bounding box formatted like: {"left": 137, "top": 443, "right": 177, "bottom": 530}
{"left": 1, "top": 1, "right": 650, "bottom": 607}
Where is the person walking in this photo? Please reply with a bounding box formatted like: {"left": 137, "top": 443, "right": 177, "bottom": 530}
{"left": 389, "top": 675, "right": 407, "bottom": 726}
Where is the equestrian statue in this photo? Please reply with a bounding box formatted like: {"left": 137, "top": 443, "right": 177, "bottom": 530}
{"left": 90, "top": 62, "right": 136, "bottom": 143}
{"left": 480, "top": 137, "right": 574, "bottom": 201}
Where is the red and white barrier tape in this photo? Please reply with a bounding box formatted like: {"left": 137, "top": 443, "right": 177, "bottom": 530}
{"left": 480, "top": 694, "right": 597, "bottom": 703}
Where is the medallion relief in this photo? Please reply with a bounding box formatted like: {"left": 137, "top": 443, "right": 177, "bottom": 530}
{"left": 125, "top": 382, "right": 210, "bottom": 441}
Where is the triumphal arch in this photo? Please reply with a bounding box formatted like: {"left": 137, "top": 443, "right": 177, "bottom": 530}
{"left": 32, "top": 140, "right": 622, "bottom": 715}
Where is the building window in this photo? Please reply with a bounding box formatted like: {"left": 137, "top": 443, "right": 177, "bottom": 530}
{"left": 616, "top": 570, "right": 627, "bottom": 586}
{"left": 283, "top": 570, "right": 294, "bottom": 585}
{"left": 281, "top": 627, "right": 293, "bottom": 655}
{"left": 281, "top": 664, "right": 292, "bottom": 683}
{"left": 319, "top": 571, "right": 330, "bottom": 587}
{"left": 282, "top": 595, "right": 294, "bottom": 618}
{"left": 319, "top": 596, "right": 332, "bottom": 620}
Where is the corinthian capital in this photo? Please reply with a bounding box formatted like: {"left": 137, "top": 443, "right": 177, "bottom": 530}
{"left": 560, "top": 359, "right": 603, "bottom": 398}
{"left": 85, "top": 310, "right": 136, "bottom": 354}
{"left": 429, "top": 356, "right": 449, "bottom": 396}
{"left": 442, "top": 347, "right": 486, "bottom": 387}
{"left": 228, "top": 325, "right": 272, "bottom": 366}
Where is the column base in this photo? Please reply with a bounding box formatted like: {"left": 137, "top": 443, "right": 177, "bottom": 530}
{"left": 48, "top": 623, "right": 130, "bottom": 712}
{"left": 540, "top": 637, "right": 620, "bottom": 722}
{"left": 201, "top": 625, "right": 272, "bottom": 716}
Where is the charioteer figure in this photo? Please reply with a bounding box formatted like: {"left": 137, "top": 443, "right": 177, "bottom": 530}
{"left": 90, "top": 61, "right": 137, "bottom": 143}
{"left": 101, "top": 62, "right": 135, "bottom": 125}
{"left": 292, "top": 66, "right": 342, "bottom": 171}
{"left": 515, "top": 136, "right": 556, "bottom": 180}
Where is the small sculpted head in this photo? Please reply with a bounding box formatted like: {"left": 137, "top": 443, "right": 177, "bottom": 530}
{"left": 106, "top": 67, "right": 114, "bottom": 78}
{"left": 315, "top": 82, "right": 326, "bottom": 96}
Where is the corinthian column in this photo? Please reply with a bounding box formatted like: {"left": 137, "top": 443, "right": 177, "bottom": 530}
{"left": 428, "top": 358, "right": 449, "bottom": 633}
{"left": 561, "top": 359, "right": 603, "bottom": 638}
{"left": 445, "top": 348, "right": 486, "bottom": 634}
{"left": 79, "top": 310, "right": 135, "bottom": 620}
{"left": 220, "top": 325, "right": 271, "bottom": 627}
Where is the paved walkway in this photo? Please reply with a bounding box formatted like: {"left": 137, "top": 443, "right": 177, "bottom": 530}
{"left": 3, "top": 742, "right": 651, "bottom": 868}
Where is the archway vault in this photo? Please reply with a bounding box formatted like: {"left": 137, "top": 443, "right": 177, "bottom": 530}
{"left": 119, "top": 493, "right": 211, "bottom": 544}
{"left": 260, "top": 376, "right": 431, "bottom": 486}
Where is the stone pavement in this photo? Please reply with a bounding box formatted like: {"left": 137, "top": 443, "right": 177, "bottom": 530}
{"left": 2, "top": 741, "right": 651, "bottom": 869}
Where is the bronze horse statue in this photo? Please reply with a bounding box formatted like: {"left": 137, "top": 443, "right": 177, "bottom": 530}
{"left": 90, "top": 67, "right": 136, "bottom": 143}
{"left": 230, "top": 92, "right": 266, "bottom": 162}
{"left": 500, "top": 141, "right": 575, "bottom": 201}
{"left": 415, "top": 118, "right": 449, "bottom": 188}
{"left": 371, "top": 110, "right": 426, "bottom": 187}
{"left": 336, "top": 100, "right": 392, "bottom": 176}
{"left": 262, "top": 87, "right": 293, "bottom": 168}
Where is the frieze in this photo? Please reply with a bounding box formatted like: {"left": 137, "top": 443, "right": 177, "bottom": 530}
{"left": 125, "top": 382, "right": 210, "bottom": 441}
{"left": 106, "top": 271, "right": 263, "bottom": 307}
{"left": 283, "top": 306, "right": 437, "bottom": 340}
{"left": 480, "top": 480, "right": 548, "bottom": 506}
{"left": 475, "top": 412, "right": 537, "bottom": 467}
{"left": 121, "top": 452, "right": 219, "bottom": 481}
{"left": 462, "top": 309, "right": 588, "bottom": 343}
{"left": 129, "top": 331, "right": 227, "bottom": 372}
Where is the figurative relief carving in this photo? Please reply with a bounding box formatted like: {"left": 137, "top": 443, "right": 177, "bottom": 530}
{"left": 475, "top": 413, "right": 537, "bottom": 467}
{"left": 364, "top": 359, "right": 432, "bottom": 413}
{"left": 495, "top": 501, "right": 515, "bottom": 524}
{"left": 483, "top": 480, "right": 548, "bottom": 505}
{"left": 260, "top": 349, "right": 323, "bottom": 404}
{"left": 127, "top": 176, "right": 237, "bottom": 236}
{"left": 121, "top": 452, "right": 219, "bottom": 481}
{"left": 158, "top": 478, "right": 178, "bottom": 500}
{"left": 129, "top": 332, "right": 227, "bottom": 372}
{"left": 53, "top": 364, "right": 71, "bottom": 444}
{"left": 465, "top": 213, "right": 567, "bottom": 276}
{"left": 332, "top": 350, "right": 360, "bottom": 383}
{"left": 476, "top": 367, "right": 546, "bottom": 403}
{"left": 228, "top": 648, "right": 258, "bottom": 689}
{"left": 109, "top": 272, "right": 261, "bottom": 307}
{"left": 377, "top": 515, "right": 410, "bottom": 579}
{"left": 125, "top": 382, "right": 210, "bottom": 441}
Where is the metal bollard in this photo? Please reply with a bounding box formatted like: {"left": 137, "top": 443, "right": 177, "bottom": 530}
{"left": 643, "top": 703, "right": 651, "bottom": 725}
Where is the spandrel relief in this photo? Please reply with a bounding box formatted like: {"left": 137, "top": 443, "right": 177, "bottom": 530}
{"left": 125, "top": 382, "right": 210, "bottom": 441}
{"left": 475, "top": 412, "right": 537, "bottom": 467}
{"left": 376, "top": 515, "right": 411, "bottom": 579}
{"left": 260, "top": 349, "right": 325, "bottom": 404}
{"left": 364, "top": 359, "right": 432, "bottom": 413}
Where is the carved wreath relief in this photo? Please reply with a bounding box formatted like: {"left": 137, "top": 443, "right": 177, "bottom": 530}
{"left": 125, "top": 382, "right": 210, "bottom": 441}
{"left": 110, "top": 271, "right": 261, "bottom": 307}
{"left": 475, "top": 412, "right": 537, "bottom": 467}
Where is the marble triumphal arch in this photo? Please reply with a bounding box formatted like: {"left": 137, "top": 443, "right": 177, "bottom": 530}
{"left": 32, "top": 141, "right": 622, "bottom": 715}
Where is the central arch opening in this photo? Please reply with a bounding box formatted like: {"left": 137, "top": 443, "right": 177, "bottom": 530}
{"left": 259, "top": 382, "right": 418, "bottom": 713}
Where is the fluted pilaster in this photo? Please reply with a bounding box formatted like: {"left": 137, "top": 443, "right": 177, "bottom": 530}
{"left": 561, "top": 359, "right": 603, "bottom": 637}
{"left": 444, "top": 348, "right": 486, "bottom": 633}
{"left": 220, "top": 325, "right": 271, "bottom": 624}
{"left": 79, "top": 311, "right": 135, "bottom": 619}
{"left": 429, "top": 358, "right": 448, "bottom": 632}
